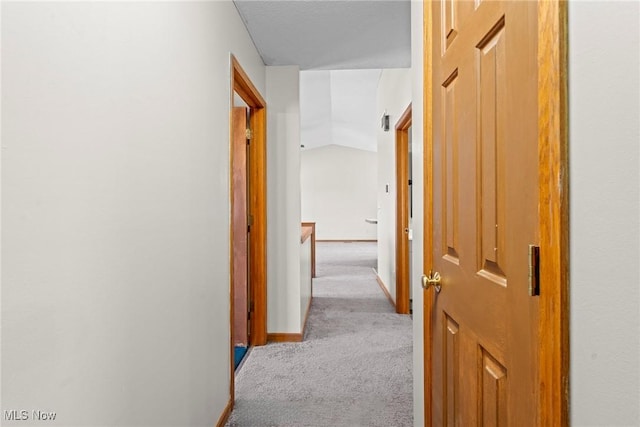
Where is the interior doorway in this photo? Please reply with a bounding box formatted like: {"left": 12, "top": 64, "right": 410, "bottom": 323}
{"left": 395, "top": 103, "right": 412, "bottom": 315}
{"left": 229, "top": 55, "right": 267, "bottom": 404}
{"left": 232, "top": 98, "right": 251, "bottom": 369}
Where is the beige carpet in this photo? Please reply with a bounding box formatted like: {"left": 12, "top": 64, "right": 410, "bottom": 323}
{"left": 227, "top": 242, "right": 413, "bottom": 427}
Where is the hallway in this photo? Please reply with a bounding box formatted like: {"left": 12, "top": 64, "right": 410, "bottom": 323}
{"left": 227, "top": 242, "right": 413, "bottom": 426}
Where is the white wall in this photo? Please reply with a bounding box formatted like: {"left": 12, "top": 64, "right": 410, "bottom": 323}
{"left": 376, "top": 68, "right": 412, "bottom": 301}
{"left": 301, "top": 144, "right": 377, "bottom": 240}
{"left": 300, "top": 238, "right": 312, "bottom": 330}
{"left": 1, "top": 2, "right": 264, "bottom": 425}
{"left": 569, "top": 2, "right": 640, "bottom": 425}
{"left": 266, "top": 65, "right": 303, "bottom": 334}
{"left": 410, "top": 2, "right": 425, "bottom": 425}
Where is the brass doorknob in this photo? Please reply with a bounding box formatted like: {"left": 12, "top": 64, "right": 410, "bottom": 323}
{"left": 422, "top": 271, "right": 442, "bottom": 293}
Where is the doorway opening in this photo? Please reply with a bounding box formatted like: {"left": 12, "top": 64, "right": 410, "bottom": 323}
{"left": 232, "top": 99, "right": 250, "bottom": 370}
{"left": 395, "top": 103, "right": 412, "bottom": 315}
{"left": 229, "top": 55, "right": 267, "bottom": 403}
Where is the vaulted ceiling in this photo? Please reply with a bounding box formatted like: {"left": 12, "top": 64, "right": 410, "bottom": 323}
{"left": 300, "top": 69, "right": 381, "bottom": 151}
{"left": 233, "top": 0, "right": 411, "bottom": 151}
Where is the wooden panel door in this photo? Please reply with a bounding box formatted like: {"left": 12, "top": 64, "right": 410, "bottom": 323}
{"left": 232, "top": 106, "right": 250, "bottom": 346}
{"left": 396, "top": 104, "right": 412, "bottom": 314}
{"left": 427, "top": 1, "right": 539, "bottom": 425}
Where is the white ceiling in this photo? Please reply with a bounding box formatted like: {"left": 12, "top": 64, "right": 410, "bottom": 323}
{"left": 300, "top": 69, "right": 381, "bottom": 151}
{"left": 233, "top": 0, "right": 411, "bottom": 152}
{"left": 233, "top": 0, "right": 411, "bottom": 70}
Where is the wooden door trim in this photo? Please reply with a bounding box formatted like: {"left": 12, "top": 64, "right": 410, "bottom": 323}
{"left": 231, "top": 55, "right": 267, "bottom": 348}
{"left": 422, "top": 2, "right": 568, "bottom": 426}
{"left": 229, "top": 55, "right": 267, "bottom": 405}
{"left": 422, "top": 2, "right": 434, "bottom": 424}
{"left": 537, "top": 1, "right": 569, "bottom": 425}
{"left": 395, "top": 103, "right": 412, "bottom": 315}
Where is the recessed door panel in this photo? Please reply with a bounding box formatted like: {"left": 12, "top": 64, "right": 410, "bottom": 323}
{"left": 476, "top": 18, "right": 507, "bottom": 285}
{"left": 443, "top": 0, "right": 458, "bottom": 48}
{"left": 479, "top": 347, "right": 507, "bottom": 426}
{"left": 443, "top": 314, "right": 460, "bottom": 427}
{"left": 442, "top": 70, "right": 460, "bottom": 263}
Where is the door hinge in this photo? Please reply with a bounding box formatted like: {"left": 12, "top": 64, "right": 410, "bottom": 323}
{"left": 245, "top": 128, "right": 252, "bottom": 140}
{"left": 528, "top": 244, "right": 540, "bottom": 296}
{"left": 247, "top": 301, "right": 254, "bottom": 321}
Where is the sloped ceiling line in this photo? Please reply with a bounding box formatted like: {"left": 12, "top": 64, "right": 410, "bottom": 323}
{"left": 234, "top": 0, "right": 410, "bottom": 151}
{"left": 301, "top": 69, "right": 381, "bottom": 152}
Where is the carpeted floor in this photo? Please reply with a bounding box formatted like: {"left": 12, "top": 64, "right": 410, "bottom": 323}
{"left": 227, "top": 242, "right": 413, "bottom": 427}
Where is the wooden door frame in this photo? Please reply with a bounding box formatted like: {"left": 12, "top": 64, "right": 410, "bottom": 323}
{"left": 229, "top": 55, "right": 267, "bottom": 405}
{"left": 422, "top": 2, "right": 569, "bottom": 426}
{"left": 395, "top": 103, "right": 412, "bottom": 315}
